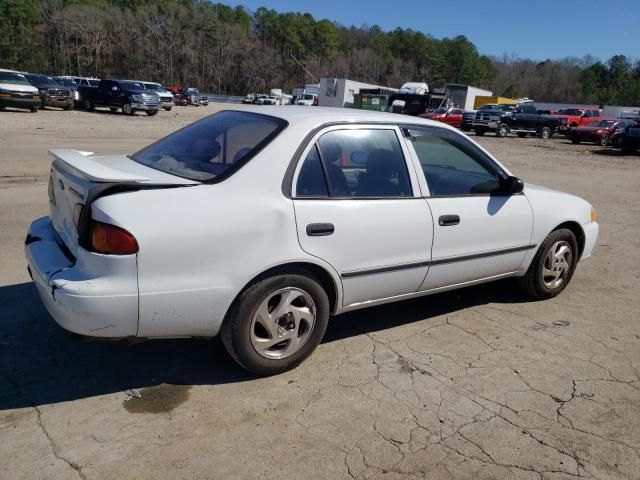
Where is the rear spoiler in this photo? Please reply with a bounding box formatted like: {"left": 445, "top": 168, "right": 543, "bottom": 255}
{"left": 49, "top": 149, "right": 150, "bottom": 183}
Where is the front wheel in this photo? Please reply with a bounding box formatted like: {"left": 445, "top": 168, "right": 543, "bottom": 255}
{"left": 164, "top": 106, "right": 172, "bottom": 111}
{"left": 517, "top": 228, "right": 578, "bottom": 299}
{"left": 83, "top": 99, "right": 94, "bottom": 111}
{"left": 539, "top": 126, "right": 552, "bottom": 139}
{"left": 122, "top": 103, "right": 134, "bottom": 115}
{"left": 221, "top": 270, "right": 330, "bottom": 376}
{"left": 599, "top": 134, "right": 609, "bottom": 146}
{"left": 496, "top": 123, "right": 509, "bottom": 138}
{"left": 146, "top": 109, "right": 158, "bottom": 116}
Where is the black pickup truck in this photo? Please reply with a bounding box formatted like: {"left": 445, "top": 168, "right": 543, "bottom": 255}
{"left": 80, "top": 79, "right": 160, "bottom": 115}
{"left": 473, "top": 103, "right": 560, "bottom": 139}
{"left": 619, "top": 124, "right": 640, "bottom": 154}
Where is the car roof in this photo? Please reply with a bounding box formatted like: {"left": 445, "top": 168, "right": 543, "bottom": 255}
{"left": 224, "top": 105, "right": 455, "bottom": 131}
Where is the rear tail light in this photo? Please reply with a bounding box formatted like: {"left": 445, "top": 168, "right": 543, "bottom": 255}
{"left": 89, "top": 220, "right": 138, "bottom": 255}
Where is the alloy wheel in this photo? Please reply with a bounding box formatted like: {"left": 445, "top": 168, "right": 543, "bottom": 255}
{"left": 250, "top": 288, "right": 316, "bottom": 360}
{"left": 542, "top": 240, "right": 573, "bottom": 289}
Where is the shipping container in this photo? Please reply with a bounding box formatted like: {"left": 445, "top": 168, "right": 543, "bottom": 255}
{"left": 473, "top": 96, "right": 518, "bottom": 109}
{"left": 444, "top": 84, "right": 493, "bottom": 110}
{"left": 319, "top": 78, "right": 397, "bottom": 108}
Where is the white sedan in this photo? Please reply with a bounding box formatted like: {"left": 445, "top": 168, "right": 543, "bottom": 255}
{"left": 25, "top": 107, "right": 599, "bottom": 375}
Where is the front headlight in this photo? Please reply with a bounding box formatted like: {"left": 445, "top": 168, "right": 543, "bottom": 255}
{"left": 132, "top": 94, "right": 142, "bottom": 102}
{"left": 74, "top": 90, "right": 80, "bottom": 100}
{"left": 591, "top": 207, "right": 596, "bottom": 223}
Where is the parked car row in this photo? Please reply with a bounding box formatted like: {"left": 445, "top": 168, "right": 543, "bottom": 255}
{"left": 0, "top": 68, "right": 209, "bottom": 116}
{"left": 418, "top": 100, "right": 639, "bottom": 154}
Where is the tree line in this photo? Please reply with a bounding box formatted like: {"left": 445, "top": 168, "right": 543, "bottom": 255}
{"left": 1, "top": 0, "right": 638, "bottom": 106}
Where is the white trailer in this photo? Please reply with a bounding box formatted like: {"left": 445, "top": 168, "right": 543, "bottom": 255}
{"left": 444, "top": 84, "right": 493, "bottom": 111}
{"left": 319, "top": 78, "right": 397, "bottom": 108}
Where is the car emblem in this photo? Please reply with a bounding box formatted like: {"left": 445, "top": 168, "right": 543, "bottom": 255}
{"left": 58, "top": 179, "right": 65, "bottom": 190}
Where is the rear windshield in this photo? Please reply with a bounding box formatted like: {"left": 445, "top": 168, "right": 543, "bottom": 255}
{"left": 131, "top": 111, "right": 287, "bottom": 182}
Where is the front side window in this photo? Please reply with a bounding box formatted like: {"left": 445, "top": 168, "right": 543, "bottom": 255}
{"left": 295, "top": 129, "right": 412, "bottom": 198}
{"left": 408, "top": 129, "right": 503, "bottom": 196}
{"left": 132, "top": 111, "right": 287, "bottom": 181}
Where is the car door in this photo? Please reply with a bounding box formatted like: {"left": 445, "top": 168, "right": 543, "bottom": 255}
{"left": 292, "top": 125, "right": 434, "bottom": 307}
{"left": 403, "top": 126, "right": 534, "bottom": 291}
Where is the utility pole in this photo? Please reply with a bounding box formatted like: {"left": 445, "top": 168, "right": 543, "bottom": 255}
{"left": 290, "top": 54, "right": 318, "bottom": 83}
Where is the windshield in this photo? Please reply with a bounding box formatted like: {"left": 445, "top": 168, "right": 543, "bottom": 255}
{"left": 27, "top": 75, "right": 60, "bottom": 87}
{"left": 119, "top": 81, "right": 145, "bottom": 91}
{"left": 303, "top": 94, "right": 315, "bottom": 100}
{"left": 0, "top": 71, "right": 31, "bottom": 85}
{"left": 479, "top": 104, "right": 497, "bottom": 110}
{"left": 143, "top": 83, "right": 163, "bottom": 92}
{"left": 56, "top": 78, "right": 78, "bottom": 87}
{"left": 88, "top": 79, "right": 99, "bottom": 86}
{"left": 592, "top": 120, "right": 615, "bottom": 127}
{"left": 131, "top": 111, "right": 288, "bottom": 181}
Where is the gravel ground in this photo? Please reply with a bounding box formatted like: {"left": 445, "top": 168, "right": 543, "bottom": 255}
{"left": 0, "top": 106, "right": 639, "bottom": 480}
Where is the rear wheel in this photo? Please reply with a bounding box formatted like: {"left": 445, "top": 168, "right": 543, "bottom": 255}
{"left": 221, "top": 270, "right": 330, "bottom": 376}
{"left": 496, "top": 123, "right": 509, "bottom": 138}
{"left": 539, "top": 126, "right": 552, "bottom": 139}
{"left": 517, "top": 228, "right": 578, "bottom": 299}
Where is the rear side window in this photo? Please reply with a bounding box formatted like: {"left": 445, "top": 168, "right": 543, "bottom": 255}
{"left": 295, "top": 129, "right": 412, "bottom": 198}
{"left": 132, "top": 111, "right": 287, "bottom": 182}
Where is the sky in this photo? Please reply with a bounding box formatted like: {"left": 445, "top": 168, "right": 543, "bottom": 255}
{"left": 223, "top": 0, "right": 640, "bottom": 62}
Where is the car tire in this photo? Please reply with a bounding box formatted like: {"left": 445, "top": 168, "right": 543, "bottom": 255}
{"left": 221, "top": 269, "right": 330, "bottom": 376}
{"left": 517, "top": 132, "right": 527, "bottom": 138}
{"left": 84, "top": 99, "right": 94, "bottom": 111}
{"left": 30, "top": 106, "right": 38, "bottom": 113}
{"left": 496, "top": 123, "right": 509, "bottom": 138}
{"left": 571, "top": 137, "right": 580, "bottom": 144}
{"left": 64, "top": 104, "right": 74, "bottom": 111}
{"left": 122, "top": 103, "right": 134, "bottom": 115}
{"left": 599, "top": 134, "right": 608, "bottom": 146}
{"left": 517, "top": 228, "right": 579, "bottom": 299}
{"left": 474, "top": 129, "right": 485, "bottom": 136}
{"left": 540, "top": 126, "right": 552, "bottom": 139}
{"left": 146, "top": 110, "right": 158, "bottom": 116}
{"left": 164, "top": 107, "right": 172, "bottom": 111}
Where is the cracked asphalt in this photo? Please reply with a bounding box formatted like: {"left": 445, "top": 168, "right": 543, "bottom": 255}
{"left": 1, "top": 107, "right": 639, "bottom": 479}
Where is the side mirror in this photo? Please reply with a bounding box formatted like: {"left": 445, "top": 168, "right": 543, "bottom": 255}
{"left": 503, "top": 176, "right": 524, "bottom": 195}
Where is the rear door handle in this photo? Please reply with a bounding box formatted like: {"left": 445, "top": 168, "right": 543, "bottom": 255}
{"left": 306, "top": 223, "right": 335, "bottom": 236}
{"left": 438, "top": 215, "right": 460, "bottom": 226}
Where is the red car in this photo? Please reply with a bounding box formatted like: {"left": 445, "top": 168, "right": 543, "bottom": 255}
{"left": 163, "top": 85, "right": 182, "bottom": 96}
{"left": 553, "top": 108, "right": 602, "bottom": 133}
{"left": 569, "top": 118, "right": 639, "bottom": 146}
{"left": 419, "top": 108, "right": 464, "bottom": 128}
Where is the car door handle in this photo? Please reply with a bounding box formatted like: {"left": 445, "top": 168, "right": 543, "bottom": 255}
{"left": 438, "top": 215, "right": 460, "bottom": 226}
{"left": 306, "top": 223, "right": 335, "bottom": 236}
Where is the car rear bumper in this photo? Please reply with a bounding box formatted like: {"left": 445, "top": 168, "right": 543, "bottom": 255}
{"left": 25, "top": 216, "right": 139, "bottom": 338}
{"left": 581, "top": 221, "right": 599, "bottom": 260}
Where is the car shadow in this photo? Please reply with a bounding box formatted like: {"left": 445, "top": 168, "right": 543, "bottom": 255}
{"left": 0, "top": 280, "right": 533, "bottom": 410}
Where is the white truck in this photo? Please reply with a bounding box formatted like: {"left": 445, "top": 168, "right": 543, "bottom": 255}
{"left": 318, "top": 78, "right": 397, "bottom": 108}
{"left": 444, "top": 84, "right": 493, "bottom": 111}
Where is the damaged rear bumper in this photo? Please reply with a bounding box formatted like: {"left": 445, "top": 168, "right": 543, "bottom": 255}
{"left": 25, "top": 216, "right": 139, "bottom": 337}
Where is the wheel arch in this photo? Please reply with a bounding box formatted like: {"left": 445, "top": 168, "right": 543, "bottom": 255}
{"left": 225, "top": 261, "right": 342, "bottom": 322}
{"left": 551, "top": 221, "right": 586, "bottom": 259}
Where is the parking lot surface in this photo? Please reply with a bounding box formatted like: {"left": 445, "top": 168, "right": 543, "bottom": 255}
{"left": 1, "top": 106, "right": 639, "bottom": 479}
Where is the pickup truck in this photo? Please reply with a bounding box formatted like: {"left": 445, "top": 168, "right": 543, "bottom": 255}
{"left": 618, "top": 124, "right": 640, "bottom": 154}
{"left": 552, "top": 108, "right": 602, "bottom": 133}
{"left": 462, "top": 103, "right": 515, "bottom": 131}
{"left": 473, "top": 103, "right": 559, "bottom": 139}
{"left": 80, "top": 79, "right": 160, "bottom": 115}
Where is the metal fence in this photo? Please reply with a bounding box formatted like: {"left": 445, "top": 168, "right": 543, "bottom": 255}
{"left": 203, "top": 94, "right": 244, "bottom": 104}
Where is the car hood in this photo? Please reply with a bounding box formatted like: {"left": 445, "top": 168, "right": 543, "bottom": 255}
{"left": 0, "top": 82, "right": 39, "bottom": 93}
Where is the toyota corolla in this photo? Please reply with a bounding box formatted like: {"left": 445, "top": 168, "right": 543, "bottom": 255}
{"left": 25, "top": 107, "right": 599, "bottom": 375}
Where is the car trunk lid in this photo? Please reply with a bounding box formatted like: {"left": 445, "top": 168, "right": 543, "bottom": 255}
{"left": 48, "top": 149, "right": 197, "bottom": 256}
